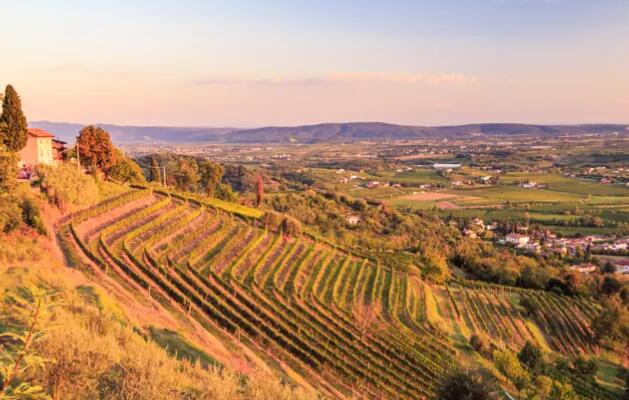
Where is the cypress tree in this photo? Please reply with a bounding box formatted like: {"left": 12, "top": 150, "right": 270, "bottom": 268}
{"left": 0, "top": 85, "right": 29, "bottom": 152}
{"left": 149, "top": 156, "right": 162, "bottom": 183}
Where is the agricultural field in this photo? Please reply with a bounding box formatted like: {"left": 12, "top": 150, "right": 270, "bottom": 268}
{"left": 63, "top": 187, "right": 622, "bottom": 399}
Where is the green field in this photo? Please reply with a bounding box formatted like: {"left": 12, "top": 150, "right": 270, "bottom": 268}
{"left": 501, "top": 173, "right": 629, "bottom": 196}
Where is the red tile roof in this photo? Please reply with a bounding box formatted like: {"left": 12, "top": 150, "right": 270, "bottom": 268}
{"left": 28, "top": 128, "right": 55, "bottom": 138}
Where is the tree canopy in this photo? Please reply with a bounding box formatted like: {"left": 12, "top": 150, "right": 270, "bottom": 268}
{"left": 77, "top": 125, "right": 116, "bottom": 175}
{"left": 0, "top": 85, "right": 28, "bottom": 152}
{"left": 438, "top": 369, "right": 498, "bottom": 400}
{"left": 109, "top": 153, "right": 146, "bottom": 185}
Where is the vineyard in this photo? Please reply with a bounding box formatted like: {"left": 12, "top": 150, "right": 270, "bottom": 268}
{"left": 65, "top": 188, "right": 610, "bottom": 399}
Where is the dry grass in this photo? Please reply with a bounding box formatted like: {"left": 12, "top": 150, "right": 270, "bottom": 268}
{"left": 1, "top": 264, "right": 320, "bottom": 400}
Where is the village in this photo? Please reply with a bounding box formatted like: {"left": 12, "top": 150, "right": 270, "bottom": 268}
{"left": 459, "top": 216, "right": 629, "bottom": 276}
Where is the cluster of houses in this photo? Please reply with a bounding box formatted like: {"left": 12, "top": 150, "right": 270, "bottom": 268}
{"left": 461, "top": 218, "right": 629, "bottom": 275}
{"left": 518, "top": 181, "right": 548, "bottom": 189}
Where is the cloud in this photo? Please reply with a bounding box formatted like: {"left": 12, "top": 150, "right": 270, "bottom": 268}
{"left": 191, "top": 72, "right": 478, "bottom": 87}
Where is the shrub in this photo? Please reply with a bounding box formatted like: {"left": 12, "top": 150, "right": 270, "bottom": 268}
{"left": 263, "top": 211, "right": 302, "bottom": 236}
{"left": 37, "top": 164, "right": 98, "bottom": 212}
{"left": 20, "top": 197, "right": 47, "bottom": 236}
{"left": 470, "top": 333, "right": 490, "bottom": 355}
{"left": 0, "top": 196, "right": 22, "bottom": 233}
{"left": 518, "top": 341, "right": 543, "bottom": 372}
{"left": 571, "top": 356, "right": 598, "bottom": 378}
{"left": 109, "top": 157, "right": 146, "bottom": 185}
{"left": 438, "top": 369, "right": 498, "bottom": 400}
{"left": 0, "top": 144, "right": 18, "bottom": 193}
{"left": 492, "top": 348, "right": 530, "bottom": 394}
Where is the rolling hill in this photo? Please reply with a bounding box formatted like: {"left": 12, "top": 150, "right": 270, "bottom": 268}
{"left": 30, "top": 120, "right": 628, "bottom": 144}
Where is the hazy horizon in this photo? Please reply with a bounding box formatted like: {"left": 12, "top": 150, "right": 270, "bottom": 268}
{"left": 2, "top": 0, "right": 628, "bottom": 127}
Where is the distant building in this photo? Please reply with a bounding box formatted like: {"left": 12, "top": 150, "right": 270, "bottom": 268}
{"left": 570, "top": 263, "right": 598, "bottom": 274}
{"left": 615, "top": 263, "right": 629, "bottom": 275}
{"left": 505, "top": 233, "right": 530, "bottom": 247}
{"left": 52, "top": 139, "right": 67, "bottom": 162}
{"left": 347, "top": 216, "right": 361, "bottom": 225}
{"left": 463, "top": 229, "right": 477, "bottom": 239}
{"left": 19, "top": 128, "right": 57, "bottom": 168}
{"left": 433, "top": 163, "right": 461, "bottom": 170}
{"left": 525, "top": 243, "right": 541, "bottom": 254}
{"left": 471, "top": 218, "right": 485, "bottom": 229}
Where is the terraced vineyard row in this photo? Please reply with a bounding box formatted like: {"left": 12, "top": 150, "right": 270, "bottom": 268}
{"left": 68, "top": 189, "right": 456, "bottom": 399}
{"left": 448, "top": 280, "right": 598, "bottom": 356}
{"left": 66, "top": 188, "right": 602, "bottom": 399}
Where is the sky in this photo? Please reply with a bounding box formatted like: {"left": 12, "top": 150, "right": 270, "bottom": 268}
{"left": 0, "top": 0, "right": 628, "bottom": 127}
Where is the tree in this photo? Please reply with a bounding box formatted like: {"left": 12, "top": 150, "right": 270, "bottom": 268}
{"left": 470, "top": 333, "right": 489, "bottom": 355}
{"left": 0, "top": 85, "right": 28, "bottom": 152}
{"left": 591, "top": 297, "right": 629, "bottom": 348}
{"left": 170, "top": 157, "right": 200, "bottom": 192}
{"left": 198, "top": 160, "right": 224, "bottom": 197}
{"left": 493, "top": 348, "right": 530, "bottom": 396}
{"left": 255, "top": 173, "right": 264, "bottom": 207}
{"left": 215, "top": 183, "right": 237, "bottom": 202}
{"left": 77, "top": 125, "right": 116, "bottom": 174}
{"left": 601, "top": 276, "right": 622, "bottom": 296}
{"left": 520, "top": 297, "right": 540, "bottom": 317}
{"left": 351, "top": 302, "right": 382, "bottom": 342}
{"left": 109, "top": 156, "right": 146, "bottom": 185}
{"left": 572, "top": 356, "right": 598, "bottom": 378}
{"left": 438, "top": 369, "right": 498, "bottom": 400}
{"left": 518, "top": 341, "right": 543, "bottom": 371}
{"left": 421, "top": 248, "right": 451, "bottom": 284}
{"left": 0, "top": 145, "right": 18, "bottom": 194}
{"left": 548, "top": 381, "right": 579, "bottom": 400}
{"left": 601, "top": 261, "right": 616, "bottom": 274}
{"left": 149, "top": 156, "right": 162, "bottom": 183}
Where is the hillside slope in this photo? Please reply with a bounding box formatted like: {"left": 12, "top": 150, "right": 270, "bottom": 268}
{"left": 58, "top": 186, "right": 623, "bottom": 399}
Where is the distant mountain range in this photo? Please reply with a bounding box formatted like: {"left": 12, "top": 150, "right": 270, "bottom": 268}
{"left": 30, "top": 120, "right": 628, "bottom": 144}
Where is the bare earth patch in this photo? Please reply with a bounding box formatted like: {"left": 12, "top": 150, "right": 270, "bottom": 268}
{"left": 436, "top": 201, "right": 459, "bottom": 209}
{"left": 398, "top": 192, "right": 457, "bottom": 201}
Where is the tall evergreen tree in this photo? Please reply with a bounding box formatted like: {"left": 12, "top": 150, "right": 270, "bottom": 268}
{"left": 149, "top": 156, "right": 162, "bottom": 183}
{"left": 0, "top": 85, "right": 28, "bottom": 152}
{"left": 255, "top": 173, "right": 264, "bottom": 206}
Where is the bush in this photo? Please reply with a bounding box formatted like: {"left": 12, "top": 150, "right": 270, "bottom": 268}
{"left": 572, "top": 356, "right": 598, "bottom": 378}
{"left": 109, "top": 157, "right": 146, "bottom": 185}
{"left": 37, "top": 164, "right": 99, "bottom": 212}
{"left": 20, "top": 197, "right": 47, "bottom": 236}
{"left": 518, "top": 341, "right": 543, "bottom": 371}
{"left": 0, "top": 144, "right": 18, "bottom": 193}
{"left": 263, "top": 211, "right": 302, "bottom": 236}
{"left": 0, "top": 195, "right": 22, "bottom": 233}
{"left": 470, "top": 333, "right": 490, "bottom": 355}
{"left": 438, "top": 369, "right": 498, "bottom": 400}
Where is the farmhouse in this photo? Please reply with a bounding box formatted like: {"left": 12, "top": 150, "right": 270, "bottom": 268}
{"left": 505, "top": 233, "right": 530, "bottom": 247}
{"left": 18, "top": 128, "right": 65, "bottom": 168}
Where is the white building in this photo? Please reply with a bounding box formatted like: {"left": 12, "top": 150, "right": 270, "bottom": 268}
{"left": 433, "top": 163, "right": 461, "bottom": 170}
{"left": 505, "top": 233, "right": 530, "bottom": 247}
